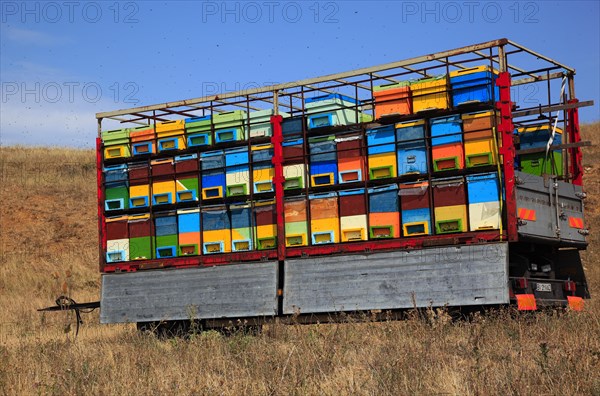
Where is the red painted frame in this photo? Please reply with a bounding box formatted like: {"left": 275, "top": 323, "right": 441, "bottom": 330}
{"left": 96, "top": 137, "right": 107, "bottom": 272}
{"left": 567, "top": 99, "right": 583, "bottom": 186}
{"left": 495, "top": 72, "right": 518, "bottom": 242}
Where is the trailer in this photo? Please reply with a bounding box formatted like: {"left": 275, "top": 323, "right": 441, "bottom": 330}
{"left": 89, "top": 39, "right": 593, "bottom": 331}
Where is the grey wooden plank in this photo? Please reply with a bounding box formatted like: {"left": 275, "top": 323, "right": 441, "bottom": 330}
{"left": 283, "top": 243, "right": 509, "bottom": 314}
{"left": 101, "top": 262, "right": 278, "bottom": 324}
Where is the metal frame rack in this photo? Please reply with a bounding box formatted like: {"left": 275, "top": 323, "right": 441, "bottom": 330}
{"left": 96, "top": 38, "right": 592, "bottom": 273}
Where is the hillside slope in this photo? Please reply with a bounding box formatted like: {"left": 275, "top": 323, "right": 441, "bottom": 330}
{"left": 0, "top": 124, "right": 598, "bottom": 395}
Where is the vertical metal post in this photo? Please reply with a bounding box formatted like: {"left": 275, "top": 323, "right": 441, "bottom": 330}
{"left": 496, "top": 45, "right": 518, "bottom": 241}
{"left": 270, "top": 103, "right": 285, "bottom": 314}
{"left": 567, "top": 74, "right": 583, "bottom": 185}
{"left": 97, "top": 119, "right": 107, "bottom": 272}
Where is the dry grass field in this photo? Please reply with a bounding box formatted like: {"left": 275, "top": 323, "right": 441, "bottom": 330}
{"left": 0, "top": 124, "right": 599, "bottom": 395}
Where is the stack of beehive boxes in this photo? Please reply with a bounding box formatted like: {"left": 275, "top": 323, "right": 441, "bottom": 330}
{"left": 101, "top": 66, "right": 518, "bottom": 265}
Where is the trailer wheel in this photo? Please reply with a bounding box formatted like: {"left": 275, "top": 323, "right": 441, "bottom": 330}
{"left": 136, "top": 321, "right": 191, "bottom": 338}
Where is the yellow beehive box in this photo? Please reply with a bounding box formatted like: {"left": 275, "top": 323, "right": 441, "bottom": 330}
{"left": 434, "top": 204, "right": 468, "bottom": 234}
{"left": 253, "top": 167, "right": 274, "bottom": 193}
{"left": 410, "top": 75, "right": 449, "bottom": 113}
{"left": 310, "top": 217, "right": 340, "bottom": 244}
{"left": 368, "top": 152, "right": 397, "bottom": 179}
{"left": 256, "top": 224, "right": 277, "bottom": 250}
{"left": 465, "top": 138, "right": 497, "bottom": 168}
{"left": 202, "top": 229, "right": 231, "bottom": 254}
{"left": 152, "top": 180, "right": 176, "bottom": 205}
{"left": 156, "top": 120, "right": 185, "bottom": 136}
{"left": 129, "top": 184, "right": 150, "bottom": 208}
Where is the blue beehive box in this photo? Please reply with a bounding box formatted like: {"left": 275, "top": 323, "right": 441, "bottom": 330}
{"left": 155, "top": 213, "right": 178, "bottom": 236}
{"left": 154, "top": 211, "right": 178, "bottom": 258}
{"left": 402, "top": 208, "right": 431, "bottom": 235}
{"left": 201, "top": 150, "right": 225, "bottom": 200}
{"left": 397, "top": 141, "right": 428, "bottom": 175}
{"left": 178, "top": 209, "right": 200, "bottom": 234}
{"left": 396, "top": 120, "right": 425, "bottom": 142}
{"left": 466, "top": 172, "right": 501, "bottom": 231}
{"left": 282, "top": 116, "right": 304, "bottom": 136}
{"left": 230, "top": 203, "right": 253, "bottom": 251}
{"left": 366, "top": 125, "right": 396, "bottom": 155}
{"left": 310, "top": 137, "right": 338, "bottom": 186}
{"left": 251, "top": 143, "right": 274, "bottom": 163}
{"left": 368, "top": 184, "right": 399, "bottom": 213}
{"left": 450, "top": 66, "right": 499, "bottom": 107}
{"left": 225, "top": 147, "right": 249, "bottom": 168}
{"left": 430, "top": 115, "right": 463, "bottom": 146}
{"left": 518, "top": 125, "right": 563, "bottom": 150}
{"left": 466, "top": 172, "right": 500, "bottom": 204}
{"left": 103, "top": 164, "right": 128, "bottom": 183}
{"left": 202, "top": 206, "right": 230, "bottom": 231}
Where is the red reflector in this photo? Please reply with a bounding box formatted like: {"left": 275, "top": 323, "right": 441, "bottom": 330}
{"left": 518, "top": 208, "right": 537, "bottom": 221}
{"left": 568, "top": 217, "right": 584, "bottom": 229}
{"left": 564, "top": 280, "right": 577, "bottom": 292}
{"left": 567, "top": 296, "right": 584, "bottom": 311}
{"left": 514, "top": 278, "right": 528, "bottom": 289}
{"left": 516, "top": 294, "right": 537, "bottom": 311}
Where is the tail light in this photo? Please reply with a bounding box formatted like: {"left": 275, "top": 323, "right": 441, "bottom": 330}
{"left": 514, "top": 278, "right": 528, "bottom": 289}
{"left": 564, "top": 280, "right": 576, "bottom": 293}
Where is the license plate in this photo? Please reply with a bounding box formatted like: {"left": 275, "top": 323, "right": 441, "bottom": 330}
{"left": 536, "top": 283, "right": 552, "bottom": 292}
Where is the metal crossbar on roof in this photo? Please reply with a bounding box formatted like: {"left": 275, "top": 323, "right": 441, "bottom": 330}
{"left": 96, "top": 38, "right": 576, "bottom": 124}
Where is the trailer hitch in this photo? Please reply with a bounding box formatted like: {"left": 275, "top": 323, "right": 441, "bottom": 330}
{"left": 38, "top": 296, "right": 100, "bottom": 337}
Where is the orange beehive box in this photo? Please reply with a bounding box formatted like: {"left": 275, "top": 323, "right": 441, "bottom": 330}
{"left": 368, "top": 212, "right": 401, "bottom": 239}
{"left": 432, "top": 143, "right": 465, "bottom": 172}
{"left": 373, "top": 82, "right": 412, "bottom": 119}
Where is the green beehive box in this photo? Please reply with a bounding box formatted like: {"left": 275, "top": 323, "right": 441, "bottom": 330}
{"left": 520, "top": 152, "right": 563, "bottom": 176}
{"left": 101, "top": 128, "right": 130, "bottom": 145}
{"left": 129, "top": 236, "right": 153, "bottom": 260}
{"left": 213, "top": 110, "right": 247, "bottom": 142}
{"left": 105, "top": 184, "right": 129, "bottom": 211}
{"left": 186, "top": 118, "right": 212, "bottom": 133}
{"left": 213, "top": 110, "right": 246, "bottom": 126}
{"left": 102, "top": 128, "right": 131, "bottom": 158}
{"left": 155, "top": 234, "right": 177, "bottom": 246}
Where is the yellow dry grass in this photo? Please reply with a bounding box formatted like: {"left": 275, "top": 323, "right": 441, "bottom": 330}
{"left": 1, "top": 126, "right": 599, "bottom": 395}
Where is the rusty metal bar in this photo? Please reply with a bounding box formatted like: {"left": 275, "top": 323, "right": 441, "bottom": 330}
{"left": 507, "top": 39, "right": 575, "bottom": 73}
{"left": 512, "top": 72, "right": 565, "bottom": 86}
{"left": 515, "top": 141, "right": 591, "bottom": 155}
{"left": 97, "top": 39, "right": 510, "bottom": 119}
{"left": 511, "top": 100, "right": 594, "bottom": 117}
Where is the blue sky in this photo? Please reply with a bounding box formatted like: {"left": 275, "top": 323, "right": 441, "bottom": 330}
{"left": 1, "top": 0, "right": 599, "bottom": 148}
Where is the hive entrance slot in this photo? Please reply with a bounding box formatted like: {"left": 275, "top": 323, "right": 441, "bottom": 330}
{"left": 436, "top": 219, "right": 461, "bottom": 234}
{"left": 370, "top": 226, "right": 393, "bottom": 239}
{"left": 340, "top": 170, "right": 360, "bottom": 183}
{"left": 180, "top": 245, "right": 197, "bottom": 255}
{"left": 467, "top": 153, "right": 492, "bottom": 167}
{"left": 258, "top": 237, "right": 276, "bottom": 250}
{"left": 343, "top": 229, "right": 363, "bottom": 241}
{"left": 405, "top": 222, "right": 427, "bottom": 236}
{"left": 233, "top": 240, "right": 250, "bottom": 251}
{"left": 284, "top": 177, "right": 302, "bottom": 190}
{"left": 286, "top": 235, "right": 304, "bottom": 246}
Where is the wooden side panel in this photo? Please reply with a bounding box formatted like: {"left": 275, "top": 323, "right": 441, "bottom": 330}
{"left": 283, "top": 243, "right": 509, "bottom": 314}
{"left": 100, "top": 262, "right": 278, "bottom": 323}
